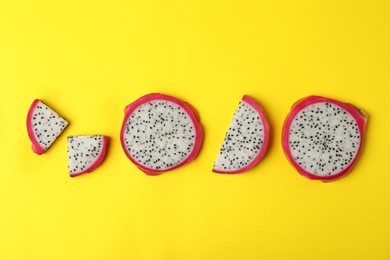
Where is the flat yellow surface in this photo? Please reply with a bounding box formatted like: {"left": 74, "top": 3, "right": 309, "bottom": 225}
{"left": 1, "top": 0, "right": 390, "bottom": 259}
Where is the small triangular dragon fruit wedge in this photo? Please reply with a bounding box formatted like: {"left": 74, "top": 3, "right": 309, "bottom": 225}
{"left": 67, "top": 135, "right": 109, "bottom": 177}
{"left": 120, "top": 93, "right": 203, "bottom": 175}
{"left": 282, "top": 96, "right": 367, "bottom": 182}
{"left": 27, "top": 99, "right": 69, "bottom": 155}
{"left": 213, "top": 95, "right": 270, "bottom": 174}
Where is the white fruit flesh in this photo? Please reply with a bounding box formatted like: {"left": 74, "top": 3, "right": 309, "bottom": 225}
{"left": 67, "top": 135, "right": 105, "bottom": 175}
{"left": 213, "top": 100, "right": 265, "bottom": 172}
{"left": 123, "top": 100, "right": 196, "bottom": 171}
{"left": 288, "top": 102, "right": 360, "bottom": 176}
{"left": 30, "top": 101, "right": 68, "bottom": 150}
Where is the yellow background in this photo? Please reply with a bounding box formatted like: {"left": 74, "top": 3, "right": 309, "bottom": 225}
{"left": 1, "top": 0, "right": 389, "bottom": 259}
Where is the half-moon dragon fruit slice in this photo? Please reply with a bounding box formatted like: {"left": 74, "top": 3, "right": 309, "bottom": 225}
{"left": 27, "top": 99, "right": 69, "bottom": 155}
{"left": 282, "top": 96, "right": 367, "bottom": 182}
{"left": 120, "top": 93, "right": 203, "bottom": 175}
{"left": 67, "top": 135, "right": 109, "bottom": 177}
{"left": 213, "top": 95, "right": 270, "bottom": 174}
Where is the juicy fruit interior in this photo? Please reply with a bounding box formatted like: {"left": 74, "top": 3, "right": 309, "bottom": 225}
{"left": 68, "top": 135, "right": 105, "bottom": 174}
{"left": 123, "top": 100, "right": 196, "bottom": 171}
{"left": 289, "top": 102, "right": 361, "bottom": 176}
{"left": 214, "top": 100, "right": 265, "bottom": 171}
{"left": 31, "top": 101, "right": 68, "bottom": 149}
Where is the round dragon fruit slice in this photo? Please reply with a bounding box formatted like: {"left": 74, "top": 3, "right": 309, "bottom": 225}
{"left": 213, "top": 95, "right": 270, "bottom": 174}
{"left": 27, "top": 99, "right": 69, "bottom": 155}
{"left": 282, "top": 96, "right": 367, "bottom": 182}
{"left": 67, "top": 135, "right": 109, "bottom": 177}
{"left": 120, "top": 93, "right": 203, "bottom": 175}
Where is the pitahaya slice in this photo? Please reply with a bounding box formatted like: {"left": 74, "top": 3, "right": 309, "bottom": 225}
{"left": 27, "top": 99, "right": 69, "bottom": 155}
{"left": 213, "top": 95, "right": 270, "bottom": 174}
{"left": 67, "top": 135, "right": 109, "bottom": 177}
{"left": 120, "top": 93, "right": 203, "bottom": 175}
{"left": 282, "top": 96, "right": 367, "bottom": 182}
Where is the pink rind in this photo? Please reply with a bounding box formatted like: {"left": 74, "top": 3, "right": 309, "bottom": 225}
{"left": 281, "top": 95, "right": 367, "bottom": 182}
{"left": 69, "top": 136, "right": 109, "bottom": 177}
{"left": 212, "top": 95, "right": 270, "bottom": 174}
{"left": 27, "top": 99, "right": 46, "bottom": 155}
{"left": 120, "top": 93, "right": 203, "bottom": 175}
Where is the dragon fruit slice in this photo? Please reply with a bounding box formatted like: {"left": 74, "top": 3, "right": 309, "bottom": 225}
{"left": 282, "top": 96, "right": 367, "bottom": 182}
{"left": 67, "top": 135, "right": 109, "bottom": 177}
{"left": 27, "top": 99, "right": 69, "bottom": 155}
{"left": 120, "top": 93, "right": 203, "bottom": 175}
{"left": 213, "top": 95, "right": 270, "bottom": 174}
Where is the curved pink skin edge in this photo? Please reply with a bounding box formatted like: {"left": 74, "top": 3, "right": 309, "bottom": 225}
{"left": 213, "top": 95, "right": 270, "bottom": 174}
{"left": 121, "top": 93, "right": 203, "bottom": 175}
{"left": 27, "top": 99, "right": 46, "bottom": 155}
{"left": 70, "top": 136, "right": 109, "bottom": 177}
{"left": 281, "top": 96, "right": 367, "bottom": 182}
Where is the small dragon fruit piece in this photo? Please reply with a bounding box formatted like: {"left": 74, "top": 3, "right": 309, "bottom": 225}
{"left": 213, "top": 95, "right": 270, "bottom": 174}
{"left": 282, "top": 96, "right": 367, "bottom": 182}
{"left": 67, "top": 135, "right": 109, "bottom": 177}
{"left": 120, "top": 93, "right": 203, "bottom": 175}
{"left": 27, "top": 99, "right": 69, "bottom": 155}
